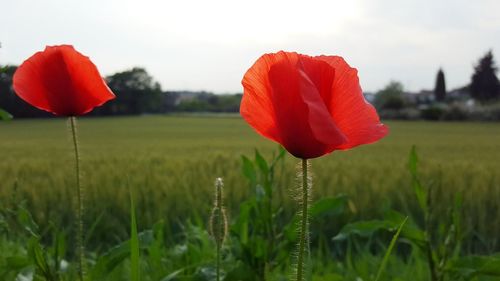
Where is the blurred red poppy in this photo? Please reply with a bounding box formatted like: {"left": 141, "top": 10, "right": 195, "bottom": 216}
{"left": 13, "top": 45, "right": 115, "bottom": 116}
{"left": 241, "top": 51, "right": 388, "bottom": 159}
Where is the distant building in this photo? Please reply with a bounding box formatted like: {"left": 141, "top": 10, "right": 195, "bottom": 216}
{"left": 404, "top": 90, "right": 434, "bottom": 106}
{"left": 447, "top": 86, "right": 470, "bottom": 101}
{"left": 164, "top": 91, "right": 208, "bottom": 105}
{"left": 402, "top": 86, "right": 473, "bottom": 110}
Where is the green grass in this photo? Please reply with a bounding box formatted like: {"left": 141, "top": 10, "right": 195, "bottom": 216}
{"left": 1, "top": 115, "right": 500, "bottom": 253}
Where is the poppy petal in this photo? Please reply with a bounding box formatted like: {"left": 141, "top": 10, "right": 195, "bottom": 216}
{"left": 297, "top": 55, "right": 347, "bottom": 150}
{"left": 242, "top": 52, "right": 346, "bottom": 158}
{"left": 241, "top": 53, "right": 283, "bottom": 144}
{"left": 241, "top": 51, "right": 387, "bottom": 158}
{"left": 13, "top": 45, "right": 115, "bottom": 116}
{"left": 316, "top": 55, "right": 389, "bottom": 150}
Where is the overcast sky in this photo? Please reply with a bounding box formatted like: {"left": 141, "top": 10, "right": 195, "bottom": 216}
{"left": 1, "top": 0, "right": 499, "bottom": 93}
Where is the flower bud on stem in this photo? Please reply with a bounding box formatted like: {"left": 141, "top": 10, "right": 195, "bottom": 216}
{"left": 209, "top": 178, "right": 228, "bottom": 281}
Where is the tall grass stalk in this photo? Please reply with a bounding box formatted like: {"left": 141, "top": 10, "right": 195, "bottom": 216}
{"left": 68, "top": 116, "right": 85, "bottom": 281}
{"left": 374, "top": 217, "right": 408, "bottom": 281}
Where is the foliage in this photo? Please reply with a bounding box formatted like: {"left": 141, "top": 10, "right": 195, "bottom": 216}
{"left": 374, "top": 81, "right": 406, "bottom": 110}
{"left": 100, "top": 67, "right": 164, "bottom": 115}
{"left": 441, "top": 104, "right": 469, "bottom": 121}
{"left": 434, "top": 68, "right": 446, "bottom": 102}
{"left": 130, "top": 190, "right": 140, "bottom": 281}
{"left": 469, "top": 101, "right": 500, "bottom": 121}
{"left": 470, "top": 50, "right": 500, "bottom": 102}
{"left": 175, "top": 93, "right": 241, "bottom": 113}
{"left": 0, "top": 144, "right": 499, "bottom": 280}
{"left": 0, "top": 117, "right": 500, "bottom": 280}
{"left": 232, "top": 148, "right": 288, "bottom": 279}
{"left": 380, "top": 101, "right": 500, "bottom": 122}
{"left": 421, "top": 102, "right": 500, "bottom": 121}
{"left": 0, "top": 65, "right": 51, "bottom": 118}
{"left": 0, "top": 117, "right": 499, "bottom": 252}
{"left": 334, "top": 146, "right": 500, "bottom": 281}
{"left": 1, "top": 65, "right": 243, "bottom": 118}
{"left": 420, "top": 105, "right": 446, "bottom": 121}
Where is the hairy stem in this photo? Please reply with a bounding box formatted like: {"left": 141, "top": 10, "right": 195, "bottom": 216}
{"left": 216, "top": 245, "right": 221, "bottom": 281}
{"left": 216, "top": 186, "right": 222, "bottom": 281}
{"left": 69, "top": 116, "right": 85, "bottom": 281}
{"left": 296, "top": 159, "right": 309, "bottom": 281}
{"left": 216, "top": 180, "right": 222, "bottom": 281}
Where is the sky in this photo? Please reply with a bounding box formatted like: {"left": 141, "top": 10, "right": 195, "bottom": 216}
{"left": 1, "top": 0, "right": 499, "bottom": 94}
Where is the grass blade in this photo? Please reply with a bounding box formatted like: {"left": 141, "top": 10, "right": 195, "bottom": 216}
{"left": 374, "top": 216, "right": 408, "bottom": 281}
{"left": 0, "top": 109, "right": 12, "bottom": 121}
{"left": 130, "top": 190, "right": 140, "bottom": 281}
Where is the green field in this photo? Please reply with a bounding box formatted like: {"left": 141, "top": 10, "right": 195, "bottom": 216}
{"left": 1, "top": 116, "right": 499, "bottom": 248}
{"left": 1, "top": 116, "right": 500, "bottom": 280}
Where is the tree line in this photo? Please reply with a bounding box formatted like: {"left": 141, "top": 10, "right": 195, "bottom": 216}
{"left": 1, "top": 50, "right": 499, "bottom": 119}
{"left": 372, "top": 50, "right": 500, "bottom": 121}
{"left": 0, "top": 67, "right": 242, "bottom": 118}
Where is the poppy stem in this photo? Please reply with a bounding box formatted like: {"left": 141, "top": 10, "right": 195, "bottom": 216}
{"left": 69, "top": 116, "right": 85, "bottom": 281}
{"left": 296, "top": 158, "right": 310, "bottom": 281}
{"left": 216, "top": 245, "right": 221, "bottom": 281}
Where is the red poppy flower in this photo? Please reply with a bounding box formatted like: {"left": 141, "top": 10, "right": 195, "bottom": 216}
{"left": 240, "top": 51, "right": 388, "bottom": 159}
{"left": 13, "top": 45, "right": 115, "bottom": 116}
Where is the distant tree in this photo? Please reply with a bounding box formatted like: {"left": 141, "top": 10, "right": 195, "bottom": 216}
{"left": 470, "top": 50, "right": 500, "bottom": 102}
{"left": 1, "top": 65, "right": 166, "bottom": 117}
{"left": 434, "top": 68, "right": 446, "bottom": 102}
{"left": 0, "top": 66, "right": 12, "bottom": 120}
{"left": 99, "top": 67, "right": 163, "bottom": 115}
{"left": 217, "top": 94, "right": 242, "bottom": 112}
{"left": 0, "top": 65, "right": 51, "bottom": 118}
{"left": 175, "top": 93, "right": 242, "bottom": 112}
{"left": 163, "top": 91, "right": 179, "bottom": 112}
{"left": 374, "top": 81, "right": 405, "bottom": 110}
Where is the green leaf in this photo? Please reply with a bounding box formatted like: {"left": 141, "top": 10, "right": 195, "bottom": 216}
{"left": 312, "top": 273, "right": 343, "bottom": 281}
{"left": 84, "top": 212, "right": 104, "bottom": 245}
{"left": 28, "top": 237, "right": 52, "bottom": 278}
{"left": 333, "top": 220, "right": 395, "bottom": 241}
{"left": 252, "top": 236, "right": 268, "bottom": 258}
{"left": 285, "top": 195, "right": 350, "bottom": 242}
{"left": 409, "top": 146, "right": 427, "bottom": 211}
{"left": 254, "top": 149, "right": 269, "bottom": 175}
{"left": 270, "top": 146, "right": 286, "bottom": 168}
{"left": 130, "top": 190, "right": 140, "bottom": 281}
{"left": 224, "top": 261, "right": 258, "bottom": 281}
{"left": 384, "top": 210, "right": 426, "bottom": 246}
{"left": 17, "top": 207, "right": 40, "bottom": 238}
{"left": 233, "top": 201, "right": 252, "bottom": 245}
{"left": 310, "top": 195, "right": 349, "bottom": 219}
{"left": 51, "top": 228, "right": 66, "bottom": 273}
{"left": 0, "top": 109, "right": 12, "bottom": 121}
{"left": 3, "top": 256, "right": 31, "bottom": 273}
{"left": 241, "top": 156, "right": 257, "bottom": 185}
{"left": 160, "top": 269, "right": 184, "bottom": 281}
{"left": 91, "top": 230, "right": 153, "bottom": 278}
{"left": 448, "top": 255, "right": 500, "bottom": 278}
{"left": 375, "top": 217, "right": 408, "bottom": 281}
